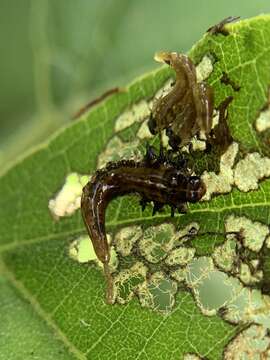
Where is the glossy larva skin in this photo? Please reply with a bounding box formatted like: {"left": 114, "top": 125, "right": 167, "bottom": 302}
{"left": 148, "top": 52, "right": 214, "bottom": 149}
{"left": 81, "top": 158, "right": 206, "bottom": 268}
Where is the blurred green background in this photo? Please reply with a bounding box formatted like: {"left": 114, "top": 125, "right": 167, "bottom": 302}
{"left": 1, "top": 0, "right": 270, "bottom": 171}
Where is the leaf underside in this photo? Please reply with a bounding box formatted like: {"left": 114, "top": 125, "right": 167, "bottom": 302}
{"left": 1, "top": 15, "right": 270, "bottom": 360}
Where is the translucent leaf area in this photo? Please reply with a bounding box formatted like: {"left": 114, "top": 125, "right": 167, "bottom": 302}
{"left": 1, "top": 15, "right": 270, "bottom": 360}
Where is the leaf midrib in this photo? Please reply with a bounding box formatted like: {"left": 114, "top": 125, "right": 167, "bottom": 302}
{"left": 0, "top": 197, "right": 268, "bottom": 254}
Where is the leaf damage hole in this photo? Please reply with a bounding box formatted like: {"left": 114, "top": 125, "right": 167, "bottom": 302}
{"left": 255, "top": 89, "right": 270, "bottom": 133}
{"left": 114, "top": 100, "right": 151, "bottom": 133}
{"left": 183, "top": 354, "right": 204, "bottom": 360}
{"left": 114, "top": 77, "right": 174, "bottom": 135}
{"left": 224, "top": 324, "right": 270, "bottom": 360}
{"left": 234, "top": 152, "right": 270, "bottom": 192}
{"left": 97, "top": 136, "right": 143, "bottom": 169}
{"left": 91, "top": 214, "right": 270, "bottom": 328}
{"left": 185, "top": 256, "right": 270, "bottom": 329}
{"left": 195, "top": 55, "right": 214, "bottom": 82}
{"left": 48, "top": 173, "right": 88, "bottom": 219}
{"left": 202, "top": 143, "right": 270, "bottom": 198}
{"left": 138, "top": 272, "right": 178, "bottom": 313}
{"left": 69, "top": 235, "right": 118, "bottom": 270}
{"left": 201, "top": 141, "right": 239, "bottom": 200}
{"left": 110, "top": 223, "right": 198, "bottom": 312}
{"left": 225, "top": 215, "right": 269, "bottom": 253}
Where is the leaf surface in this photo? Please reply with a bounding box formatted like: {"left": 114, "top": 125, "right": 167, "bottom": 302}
{"left": 1, "top": 15, "right": 270, "bottom": 359}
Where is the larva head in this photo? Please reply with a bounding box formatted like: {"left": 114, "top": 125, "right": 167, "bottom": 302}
{"left": 186, "top": 176, "right": 206, "bottom": 203}
{"left": 154, "top": 51, "right": 178, "bottom": 65}
{"left": 167, "top": 170, "right": 206, "bottom": 204}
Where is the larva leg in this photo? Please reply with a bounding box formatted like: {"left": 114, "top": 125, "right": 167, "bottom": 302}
{"left": 144, "top": 143, "right": 158, "bottom": 165}
{"left": 152, "top": 201, "right": 164, "bottom": 216}
{"left": 166, "top": 127, "right": 181, "bottom": 151}
{"left": 147, "top": 113, "right": 158, "bottom": 135}
{"left": 140, "top": 197, "right": 149, "bottom": 211}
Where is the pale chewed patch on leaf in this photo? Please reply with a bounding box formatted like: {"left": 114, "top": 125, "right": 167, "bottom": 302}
{"left": 212, "top": 237, "right": 238, "bottom": 272}
{"left": 224, "top": 324, "right": 270, "bottom": 360}
{"left": 190, "top": 137, "right": 207, "bottom": 151}
{"left": 196, "top": 55, "right": 214, "bottom": 83}
{"left": 175, "top": 222, "right": 200, "bottom": 243}
{"left": 184, "top": 257, "right": 270, "bottom": 330}
{"left": 212, "top": 233, "right": 263, "bottom": 286}
{"left": 113, "top": 262, "right": 147, "bottom": 304}
{"left": 138, "top": 223, "right": 177, "bottom": 264}
{"left": 185, "top": 257, "right": 221, "bottom": 316}
{"left": 220, "top": 285, "right": 270, "bottom": 328}
{"left": 184, "top": 354, "right": 204, "bottom": 360}
{"left": 171, "top": 267, "right": 189, "bottom": 283}
{"left": 234, "top": 152, "right": 270, "bottom": 192}
{"left": 202, "top": 145, "right": 270, "bottom": 199}
{"left": 136, "top": 119, "right": 153, "bottom": 139}
{"left": 239, "top": 262, "right": 263, "bottom": 286}
{"left": 165, "top": 247, "right": 196, "bottom": 266}
{"left": 48, "top": 173, "right": 88, "bottom": 219}
{"left": 114, "top": 100, "right": 150, "bottom": 132}
{"left": 110, "top": 222, "right": 199, "bottom": 311}
{"left": 255, "top": 108, "right": 270, "bottom": 132}
{"left": 69, "top": 235, "right": 118, "bottom": 270}
{"left": 97, "top": 136, "right": 143, "bottom": 169}
{"left": 69, "top": 236, "right": 96, "bottom": 263}
{"left": 201, "top": 142, "right": 239, "bottom": 200}
{"left": 138, "top": 222, "right": 199, "bottom": 264}
{"left": 114, "top": 225, "right": 143, "bottom": 256}
{"left": 225, "top": 215, "right": 269, "bottom": 252}
{"left": 137, "top": 272, "right": 178, "bottom": 313}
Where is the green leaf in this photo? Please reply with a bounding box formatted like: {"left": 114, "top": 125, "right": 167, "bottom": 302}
{"left": 1, "top": 15, "right": 270, "bottom": 359}
{"left": 0, "top": 275, "right": 76, "bottom": 360}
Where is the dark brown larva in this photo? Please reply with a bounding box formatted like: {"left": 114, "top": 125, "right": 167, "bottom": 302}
{"left": 81, "top": 148, "right": 206, "bottom": 303}
{"left": 148, "top": 51, "right": 234, "bottom": 154}
{"left": 148, "top": 52, "right": 214, "bottom": 150}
